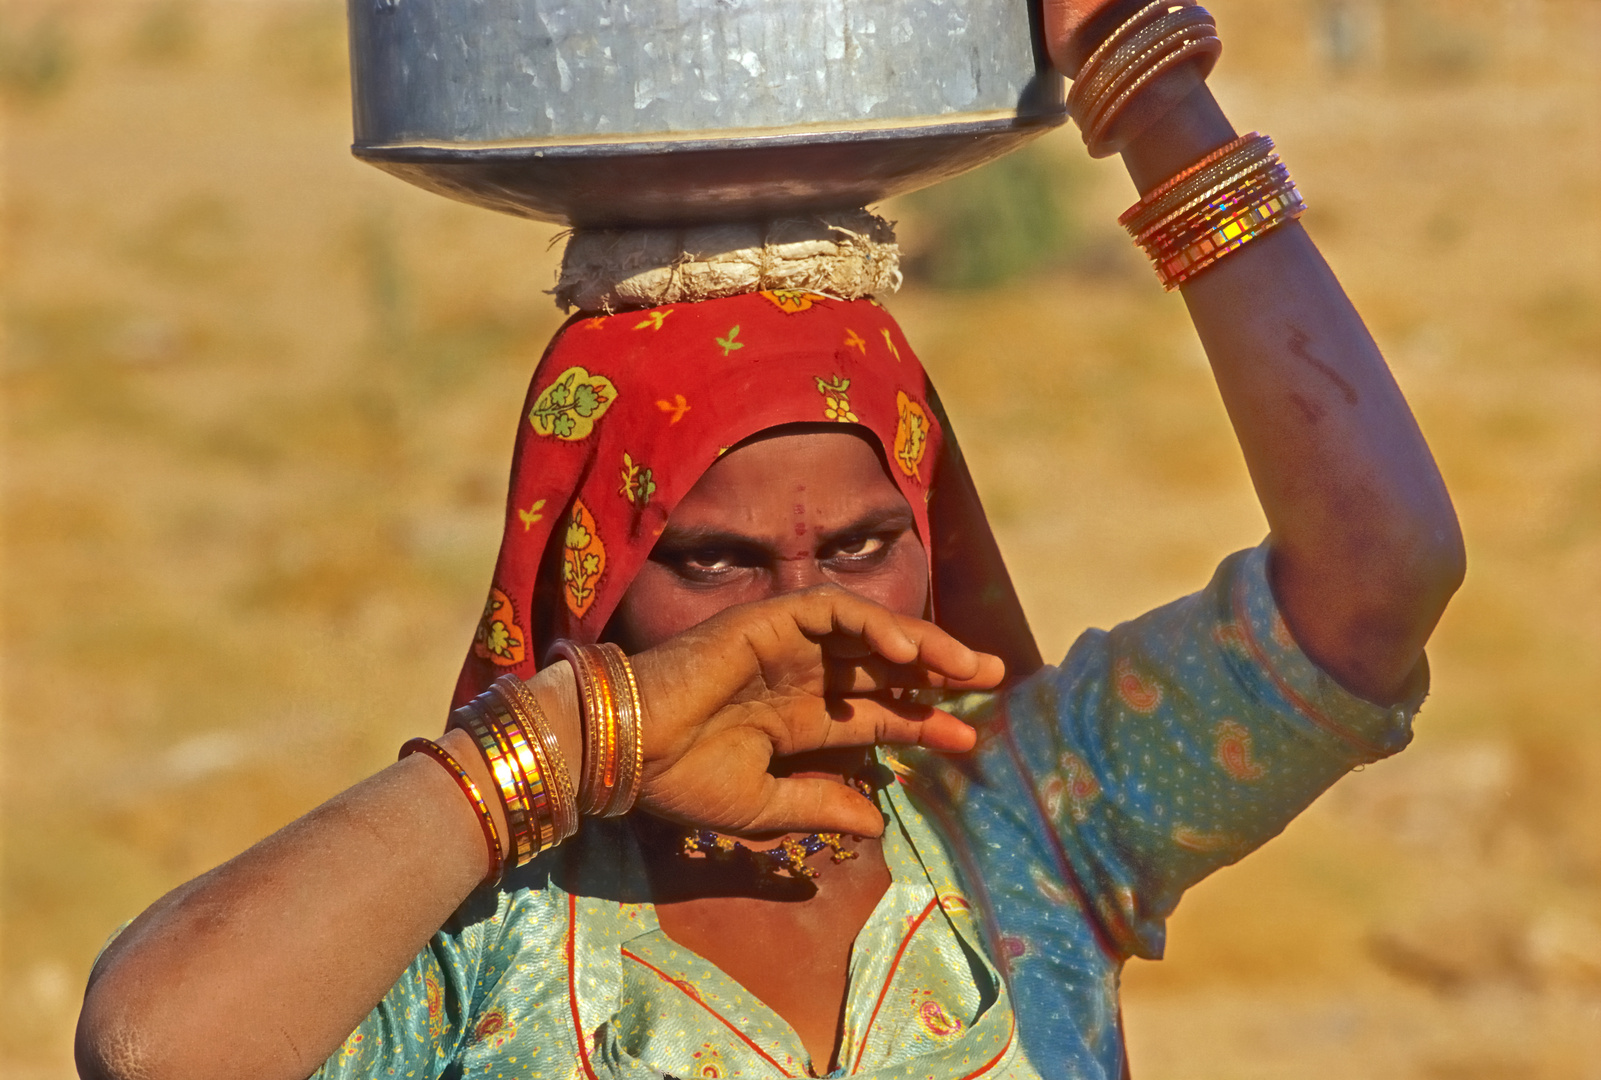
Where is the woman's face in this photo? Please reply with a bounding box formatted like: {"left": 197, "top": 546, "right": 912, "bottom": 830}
{"left": 608, "top": 428, "right": 929, "bottom": 652}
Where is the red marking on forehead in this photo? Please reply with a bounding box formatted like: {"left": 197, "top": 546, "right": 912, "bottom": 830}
{"left": 793, "top": 523, "right": 807, "bottom": 535}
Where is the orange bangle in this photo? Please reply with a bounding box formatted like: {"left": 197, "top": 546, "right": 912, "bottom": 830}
{"left": 551, "top": 640, "right": 622, "bottom": 816}
{"left": 596, "top": 643, "right": 645, "bottom": 817}
{"left": 400, "top": 737, "right": 504, "bottom": 884}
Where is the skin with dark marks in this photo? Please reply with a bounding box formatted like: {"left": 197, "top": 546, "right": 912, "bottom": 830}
{"left": 1288, "top": 325, "right": 1360, "bottom": 406}
{"left": 1289, "top": 392, "right": 1326, "bottom": 426}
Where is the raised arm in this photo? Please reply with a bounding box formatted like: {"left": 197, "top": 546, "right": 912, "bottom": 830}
{"left": 1046, "top": 6, "right": 1465, "bottom": 704}
{"left": 74, "top": 588, "right": 998, "bottom": 1080}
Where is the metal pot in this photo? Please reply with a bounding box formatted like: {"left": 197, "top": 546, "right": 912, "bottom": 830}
{"left": 348, "top": 0, "right": 1065, "bottom": 227}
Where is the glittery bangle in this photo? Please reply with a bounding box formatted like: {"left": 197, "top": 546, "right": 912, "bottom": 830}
{"left": 450, "top": 698, "right": 538, "bottom": 867}
{"left": 498, "top": 674, "right": 580, "bottom": 843}
{"left": 1123, "top": 133, "right": 1276, "bottom": 238}
{"left": 492, "top": 676, "right": 576, "bottom": 850}
{"left": 1136, "top": 159, "right": 1286, "bottom": 252}
{"left": 400, "top": 737, "right": 504, "bottom": 884}
{"left": 1155, "top": 183, "right": 1305, "bottom": 288}
{"left": 550, "top": 640, "right": 620, "bottom": 817}
{"left": 484, "top": 688, "right": 556, "bottom": 855}
{"left": 596, "top": 643, "right": 645, "bottom": 817}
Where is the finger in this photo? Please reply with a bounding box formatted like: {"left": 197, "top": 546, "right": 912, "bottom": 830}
{"left": 792, "top": 588, "right": 998, "bottom": 685}
{"left": 745, "top": 776, "right": 885, "bottom": 837}
{"left": 772, "top": 696, "right": 977, "bottom": 756}
{"left": 822, "top": 656, "right": 933, "bottom": 695}
{"left": 823, "top": 654, "right": 1008, "bottom": 694}
{"left": 932, "top": 651, "right": 1006, "bottom": 691}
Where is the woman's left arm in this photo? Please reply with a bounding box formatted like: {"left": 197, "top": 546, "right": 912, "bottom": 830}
{"left": 1103, "top": 79, "right": 1464, "bottom": 704}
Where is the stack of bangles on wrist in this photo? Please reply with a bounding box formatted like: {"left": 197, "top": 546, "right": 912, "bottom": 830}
{"left": 1067, "top": 0, "right": 1222, "bottom": 158}
{"left": 1118, "top": 132, "right": 1305, "bottom": 289}
{"left": 399, "top": 639, "right": 643, "bottom": 884}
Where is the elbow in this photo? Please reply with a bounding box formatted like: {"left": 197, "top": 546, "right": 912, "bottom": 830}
{"left": 76, "top": 961, "right": 191, "bottom": 1080}
{"left": 1404, "top": 511, "right": 1467, "bottom": 624}
{"left": 76, "top": 993, "right": 155, "bottom": 1080}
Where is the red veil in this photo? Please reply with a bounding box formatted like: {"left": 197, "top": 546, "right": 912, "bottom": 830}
{"left": 452, "top": 289, "right": 1041, "bottom": 707}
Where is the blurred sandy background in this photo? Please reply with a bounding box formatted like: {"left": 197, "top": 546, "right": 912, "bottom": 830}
{"left": 2, "top": 1, "right": 1598, "bottom": 1076}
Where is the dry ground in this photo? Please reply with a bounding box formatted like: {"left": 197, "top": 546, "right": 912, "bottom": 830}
{"left": 2, "top": 1, "right": 1598, "bottom": 1077}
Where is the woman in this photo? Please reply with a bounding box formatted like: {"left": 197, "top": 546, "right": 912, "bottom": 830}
{"left": 74, "top": 2, "right": 1464, "bottom": 1078}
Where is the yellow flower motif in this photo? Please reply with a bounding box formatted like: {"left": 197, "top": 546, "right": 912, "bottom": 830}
{"left": 562, "top": 500, "right": 606, "bottom": 618}
{"left": 815, "top": 375, "right": 858, "bottom": 423}
{"left": 893, "top": 390, "right": 930, "bottom": 480}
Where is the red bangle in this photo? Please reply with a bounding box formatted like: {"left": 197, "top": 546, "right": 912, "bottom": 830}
{"left": 400, "top": 737, "right": 505, "bottom": 884}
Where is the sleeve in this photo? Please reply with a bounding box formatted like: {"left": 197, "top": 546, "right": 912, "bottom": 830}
{"left": 310, "top": 889, "right": 507, "bottom": 1080}
{"left": 981, "top": 543, "right": 1426, "bottom": 961}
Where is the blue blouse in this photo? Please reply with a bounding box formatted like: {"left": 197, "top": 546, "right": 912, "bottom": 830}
{"left": 312, "top": 545, "right": 1423, "bottom": 1079}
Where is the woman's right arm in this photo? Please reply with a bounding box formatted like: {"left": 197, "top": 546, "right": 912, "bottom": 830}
{"left": 75, "top": 586, "right": 1000, "bottom": 1080}
{"left": 74, "top": 720, "right": 554, "bottom": 1080}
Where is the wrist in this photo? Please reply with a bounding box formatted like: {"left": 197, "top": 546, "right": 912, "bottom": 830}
{"left": 524, "top": 660, "right": 584, "bottom": 797}
{"left": 436, "top": 726, "right": 514, "bottom": 864}
{"left": 1118, "top": 77, "right": 1237, "bottom": 194}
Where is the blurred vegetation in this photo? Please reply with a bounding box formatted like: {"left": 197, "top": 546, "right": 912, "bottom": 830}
{"left": 901, "top": 141, "right": 1088, "bottom": 289}
{"left": 0, "top": 10, "right": 72, "bottom": 102}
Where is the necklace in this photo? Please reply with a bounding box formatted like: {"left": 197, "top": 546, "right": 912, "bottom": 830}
{"left": 679, "top": 778, "right": 876, "bottom": 880}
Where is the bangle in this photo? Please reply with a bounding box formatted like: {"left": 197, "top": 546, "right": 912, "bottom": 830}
{"left": 596, "top": 643, "right": 645, "bottom": 817}
{"left": 450, "top": 697, "right": 539, "bottom": 867}
{"left": 485, "top": 690, "right": 557, "bottom": 853}
{"left": 550, "top": 641, "right": 616, "bottom": 816}
{"left": 1119, "top": 133, "right": 1305, "bottom": 289}
{"left": 1067, "top": 0, "right": 1222, "bottom": 158}
{"left": 498, "top": 674, "right": 580, "bottom": 844}
{"left": 1121, "top": 134, "right": 1275, "bottom": 237}
{"left": 400, "top": 737, "right": 504, "bottom": 884}
{"left": 1122, "top": 131, "right": 1254, "bottom": 217}
{"left": 549, "top": 640, "right": 643, "bottom": 817}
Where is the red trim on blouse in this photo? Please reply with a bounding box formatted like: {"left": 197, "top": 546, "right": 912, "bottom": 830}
{"left": 620, "top": 947, "right": 799, "bottom": 1077}
{"left": 850, "top": 895, "right": 942, "bottom": 1073}
{"left": 959, "top": 1012, "right": 1017, "bottom": 1080}
{"left": 1230, "top": 571, "right": 1388, "bottom": 760}
{"left": 566, "top": 894, "right": 603, "bottom": 1080}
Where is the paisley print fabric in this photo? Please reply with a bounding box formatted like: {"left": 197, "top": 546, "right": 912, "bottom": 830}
{"left": 314, "top": 545, "right": 1425, "bottom": 1080}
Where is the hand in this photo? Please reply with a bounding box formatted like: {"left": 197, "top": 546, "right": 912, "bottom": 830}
{"left": 1040, "top": 0, "right": 1126, "bottom": 74}
{"left": 626, "top": 585, "right": 1004, "bottom": 839}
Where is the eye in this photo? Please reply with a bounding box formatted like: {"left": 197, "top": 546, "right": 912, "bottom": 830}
{"left": 832, "top": 535, "right": 885, "bottom": 558}
{"left": 653, "top": 544, "right": 760, "bottom": 585}
{"left": 683, "top": 549, "right": 738, "bottom": 572}
{"left": 824, "top": 532, "right": 896, "bottom": 569}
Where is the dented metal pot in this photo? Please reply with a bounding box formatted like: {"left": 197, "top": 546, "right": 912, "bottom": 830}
{"left": 347, "top": 0, "right": 1066, "bottom": 227}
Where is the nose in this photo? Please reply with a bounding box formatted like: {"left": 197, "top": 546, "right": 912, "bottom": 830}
{"left": 772, "top": 557, "right": 828, "bottom": 596}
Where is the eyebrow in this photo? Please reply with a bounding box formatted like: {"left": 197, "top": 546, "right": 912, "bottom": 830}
{"left": 653, "top": 505, "right": 916, "bottom": 553}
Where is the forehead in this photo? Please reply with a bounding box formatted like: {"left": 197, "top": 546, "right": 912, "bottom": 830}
{"left": 667, "top": 429, "right": 910, "bottom": 534}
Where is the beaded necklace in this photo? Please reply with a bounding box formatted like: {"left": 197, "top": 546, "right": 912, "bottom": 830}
{"left": 679, "top": 778, "right": 877, "bottom": 879}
